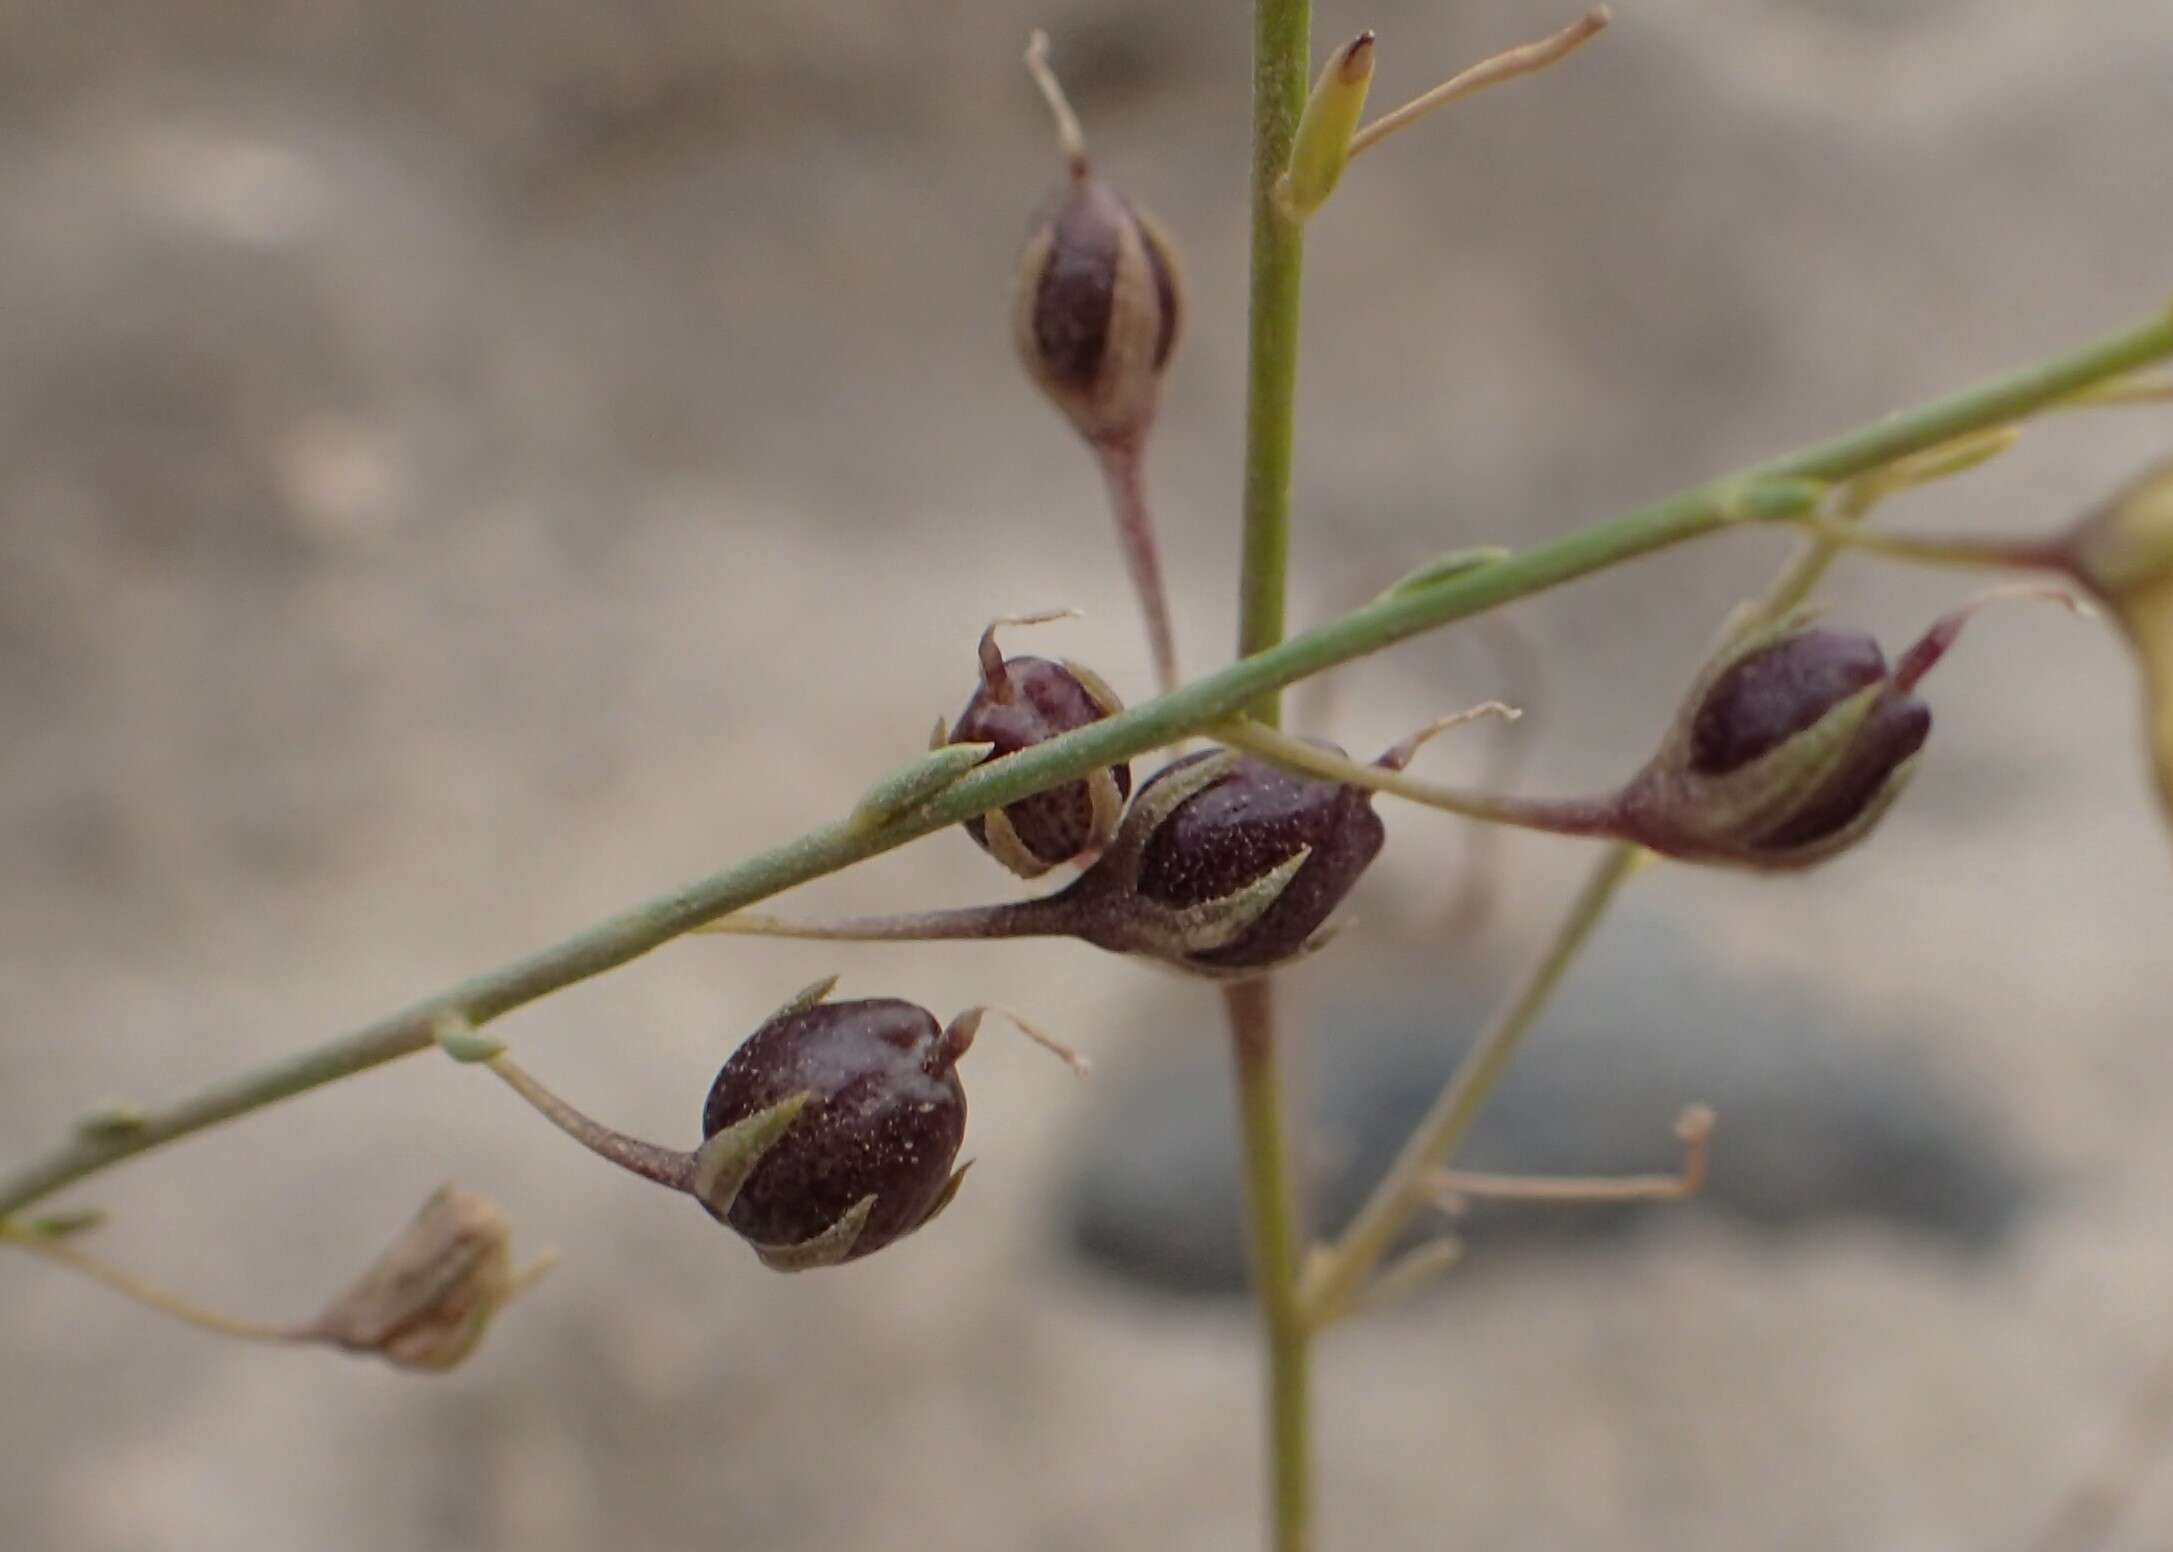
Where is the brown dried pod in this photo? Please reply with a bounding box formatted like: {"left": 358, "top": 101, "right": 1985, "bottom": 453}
{"left": 309, "top": 1183, "right": 550, "bottom": 1372}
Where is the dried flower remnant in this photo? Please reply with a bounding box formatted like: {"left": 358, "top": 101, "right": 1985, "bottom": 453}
{"left": 308, "top": 1183, "right": 554, "bottom": 1372}
{"left": 0, "top": 1182, "right": 551, "bottom": 1371}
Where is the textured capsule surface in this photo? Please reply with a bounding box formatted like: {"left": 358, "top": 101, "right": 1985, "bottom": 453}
{"left": 953, "top": 655, "right": 1130, "bottom": 871}
{"left": 700, "top": 999, "right": 967, "bottom": 1259}
{"left": 1625, "top": 622, "right": 1940, "bottom": 867}
{"left": 1134, "top": 749, "right": 1385, "bottom": 969}
{"left": 1753, "top": 696, "right": 1931, "bottom": 849}
{"left": 1689, "top": 629, "right": 1890, "bottom": 775}
{"left": 1015, "top": 176, "right": 1183, "bottom": 446}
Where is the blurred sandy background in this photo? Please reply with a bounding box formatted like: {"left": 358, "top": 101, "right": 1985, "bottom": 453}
{"left": 2, "top": 1, "right": 2171, "bottom": 1548}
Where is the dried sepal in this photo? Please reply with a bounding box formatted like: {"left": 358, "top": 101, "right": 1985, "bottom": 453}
{"left": 687, "top": 1091, "right": 815, "bottom": 1219}
{"left": 912, "top": 1162, "right": 974, "bottom": 1234}
{"left": 751, "top": 1195, "right": 876, "bottom": 1273}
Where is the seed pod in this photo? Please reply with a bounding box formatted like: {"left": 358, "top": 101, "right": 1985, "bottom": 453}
{"left": 695, "top": 748, "right": 1393, "bottom": 976}
{"left": 1056, "top": 747, "right": 1386, "bottom": 974}
{"left": 1011, "top": 32, "right": 1188, "bottom": 693}
{"left": 945, "top": 615, "right": 1130, "bottom": 877}
{"left": 699, "top": 993, "right": 972, "bottom": 1268}
{"left": 470, "top": 981, "right": 1077, "bottom": 1273}
{"left": 1617, "top": 614, "right": 1941, "bottom": 868}
{"left": 1012, "top": 141, "right": 1183, "bottom": 453}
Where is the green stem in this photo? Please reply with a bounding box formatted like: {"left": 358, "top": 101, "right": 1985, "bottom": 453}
{"left": 0, "top": 305, "right": 2165, "bottom": 1221}
{"left": 1230, "top": 2, "right": 1313, "bottom": 1547}
{"left": 1302, "top": 839, "right": 1647, "bottom": 1326}
{"left": 1237, "top": 0, "right": 1310, "bottom": 726}
{"left": 1225, "top": 979, "right": 1312, "bottom": 1551}
{"left": 0, "top": 1225, "right": 305, "bottom": 1346}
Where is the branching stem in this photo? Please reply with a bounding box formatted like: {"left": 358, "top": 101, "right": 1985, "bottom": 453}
{"left": 0, "top": 307, "right": 2165, "bottom": 1223}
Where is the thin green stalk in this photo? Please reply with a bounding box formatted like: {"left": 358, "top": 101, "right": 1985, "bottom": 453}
{"left": 0, "top": 1226, "right": 305, "bottom": 1346}
{"left": 1229, "top": 2, "right": 1313, "bottom": 1547}
{"left": 1302, "top": 840, "right": 1646, "bottom": 1326}
{"left": 0, "top": 305, "right": 2164, "bottom": 1222}
{"left": 1237, "top": 0, "right": 1311, "bottom": 722}
{"left": 1225, "top": 978, "right": 1312, "bottom": 1550}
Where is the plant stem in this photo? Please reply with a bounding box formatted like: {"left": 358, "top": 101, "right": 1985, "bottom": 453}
{"left": 1230, "top": 1, "right": 1313, "bottom": 1545}
{"left": 1787, "top": 519, "right": 2069, "bottom": 576}
{"left": 1096, "top": 442, "right": 1183, "bottom": 695}
{"left": 1237, "top": 0, "right": 1310, "bottom": 727}
{"left": 1344, "top": 6, "right": 1611, "bottom": 161}
{"left": 483, "top": 1057, "right": 693, "bottom": 1192}
{"left": 0, "top": 306, "right": 2164, "bottom": 1222}
{"left": 1302, "top": 838, "right": 1646, "bottom": 1326}
{"left": 0, "top": 1226, "right": 304, "bottom": 1346}
{"left": 1226, "top": 979, "right": 1312, "bottom": 1549}
{"left": 1214, "top": 716, "right": 1621, "bottom": 836}
{"left": 690, "top": 898, "right": 1076, "bottom": 942}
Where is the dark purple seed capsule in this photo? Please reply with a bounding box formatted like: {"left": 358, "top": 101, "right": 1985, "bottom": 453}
{"left": 1030, "top": 181, "right": 1127, "bottom": 389}
{"left": 1133, "top": 748, "right": 1385, "bottom": 969}
{"left": 1689, "top": 628, "right": 1889, "bottom": 775}
{"left": 949, "top": 641, "right": 1129, "bottom": 877}
{"left": 1013, "top": 172, "right": 1185, "bottom": 449}
{"left": 700, "top": 999, "right": 968, "bottom": 1261}
{"left": 1752, "top": 695, "right": 1931, "bottom": 850}
{"left": 1617, "top": 614, "right": 1968, "bottom": 869}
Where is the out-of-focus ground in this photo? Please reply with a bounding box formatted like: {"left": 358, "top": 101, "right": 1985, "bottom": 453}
{"left": 2, "top": 2, "right": 2171, "bottom": 1548}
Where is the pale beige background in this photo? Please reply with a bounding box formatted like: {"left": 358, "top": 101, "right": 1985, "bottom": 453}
{"left": 2, "top": 2, "right": 2171, "bottom": 1549}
